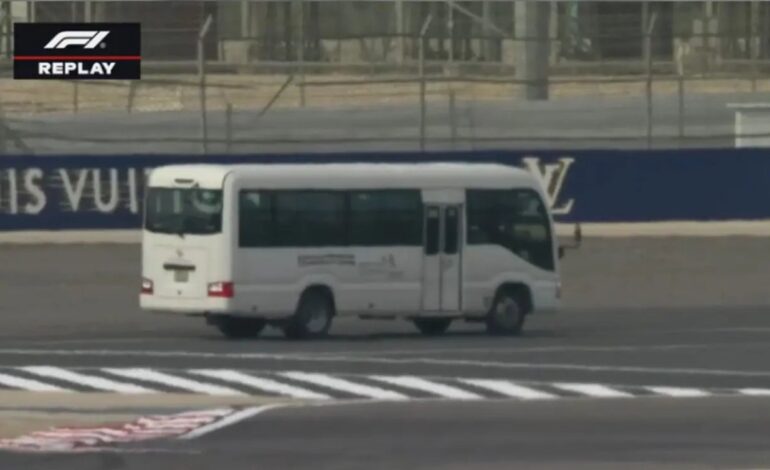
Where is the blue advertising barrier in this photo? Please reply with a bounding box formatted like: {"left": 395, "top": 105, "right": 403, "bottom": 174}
{"left": 0, "top": 148, "right": 768, "bottom": 231}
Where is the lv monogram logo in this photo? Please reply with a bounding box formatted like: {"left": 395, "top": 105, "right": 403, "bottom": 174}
{"left": 521, "top": 156, "right": 575, "bottom": 215}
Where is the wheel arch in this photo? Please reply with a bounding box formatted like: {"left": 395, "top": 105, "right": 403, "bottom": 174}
{"left": 297, "top": 283, "right": 337, "bottom": 316}
{"left": 493, "top": 282, "right": 533, "bottom": 314}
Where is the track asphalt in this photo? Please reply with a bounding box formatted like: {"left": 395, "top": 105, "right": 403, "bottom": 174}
{"left": 1, "top": 239, "right": 769, "bottom": 468}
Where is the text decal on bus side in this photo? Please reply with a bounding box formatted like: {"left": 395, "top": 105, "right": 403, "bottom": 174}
{"left": 13, "top": 22, "right": 141, "bottom": 80}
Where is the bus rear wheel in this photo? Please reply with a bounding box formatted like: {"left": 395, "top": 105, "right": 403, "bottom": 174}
{"left": 214, "top": 316, "right": 266, "bottom": 339}
{"left": 413, "top": 318, "right": 453, "bottom": 336}
{"left": 283, "top": 290, "right": 334, "bottom": 340}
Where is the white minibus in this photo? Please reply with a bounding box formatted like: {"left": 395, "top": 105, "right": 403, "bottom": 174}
{"left": 140, "top": 162, "right": 578, "bottom": 339}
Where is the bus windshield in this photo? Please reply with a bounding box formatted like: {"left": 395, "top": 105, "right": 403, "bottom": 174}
{"left": 466, "top": 189, "right": 555, "bottom": 271}
{"left": 145, "top": 187, "right": 223, "bottom": 235}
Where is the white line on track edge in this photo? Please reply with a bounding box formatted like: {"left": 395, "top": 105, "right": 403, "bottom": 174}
{"left": 178, "top": 404, "right": 288, "bottom": 440}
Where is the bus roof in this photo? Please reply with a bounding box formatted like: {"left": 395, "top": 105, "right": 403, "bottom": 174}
{"left": 148, "top": 162, "right": 540, "bottom": 190}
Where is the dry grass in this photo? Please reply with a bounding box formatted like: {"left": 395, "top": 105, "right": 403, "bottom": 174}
{"left": 1, "top": 73, "right": 768, "bottom": 116}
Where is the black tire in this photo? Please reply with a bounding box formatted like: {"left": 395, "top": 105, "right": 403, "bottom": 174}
{"left": 413, "top": 318, "right": 453, "bottom": 336}
{"left": 214, "top": 316, "right": 266, "bottom": 339}
{"left": 486, "top": 289, "right": 527, "bottom": 336}
{"left": 283, "top": 290, "right": 334, "bottom": 340}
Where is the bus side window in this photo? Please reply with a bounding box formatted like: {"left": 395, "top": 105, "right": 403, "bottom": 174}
{"left": 444, "top": 207, "right": 459, "bottom": 254}
{"left": 424, "top": 207, "right": 440, "bottom": 255}
{"left": 349, "top": 190, "right": 422, "bottom": 246}
{"left": 239, "top": 191, "right": 273, "bottom": 247}
{"left": 273, "top": 191, "right": 346, "bottom": 247}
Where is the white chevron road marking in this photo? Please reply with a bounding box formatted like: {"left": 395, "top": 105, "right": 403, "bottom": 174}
{"left": 458, "top": 379, "right": 558, "bottom": 400}
{"left": 646, "top": 386, "right": 711, "bottom": 398}
{"left": 0, "top": 366, "right": 757, "bottom": 404}
{"left": 21, "top": 366, "right": 156, "bottom": 394}
{"left": 0, "top": 371, "right": 72, "bottom": 392}
{"left": 738, "top": 388, "right": 770, "bottom": 396}
{"left": 102, "top": 368, "right": 245, "bottom": 396}
{"left": 369, "top": 375, "right": 482, "bottom": 400}
{"left": 280, "top": 371, "right": 409, "bottom": 400}
{"left": 551, "top": 383, "right": 633, "bottom": 398}
{"left": 190, "top": 369, "right": 331, "bottom": 400}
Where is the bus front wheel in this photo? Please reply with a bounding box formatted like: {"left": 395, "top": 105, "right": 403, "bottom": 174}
{"left": 486, "top": 290, "right": 526, "bottom": 336}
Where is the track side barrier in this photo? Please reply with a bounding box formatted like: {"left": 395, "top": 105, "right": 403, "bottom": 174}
{"left": 0, "top": 148, "right": 768, "bottom": 241}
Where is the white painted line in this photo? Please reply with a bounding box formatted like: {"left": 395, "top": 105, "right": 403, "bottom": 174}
{"left": 310, "top": 342, "right": 726, "bottom": 358}
{"left": 0, "top": 371, "right": 71, "bottom": 392}
{"left": 369, "top": 375, "right": 481, "bottom": 400}
{"left": 2, "top": 446, "right": 203, "bottom": 455}
{"left": 554, "top": 220, "right": 770, "bottom": 237}
{"left": 458, "top": 379, "right": 557, "bottom": 400}
{"left": 280, "top": 372, "right": 408, "bottom": 401}
{"left": 21, "top": 366, "right": 156, "bottom": 394}
{"left": 738, "top": 388, "right": 770, "bottom": 396}
{"left": 5, "top": 349, "right": 770, "bottom": 379}
{"left": 646, "top": 386, "right": 711, "bottom": 398}
{"left": 689, "top": 328, "right": 770, "bottom": 333}
{"left": 3, "top": 341, "right": 749, "bottom": 354}
{"left": 190, "top": 369, "right": 331, "bottom": 400}
{"left": 179, "top": 405, "right": 286, "bottom": 440}
{"left": 552, "top": 383, "right": 633, "bottom": 398}
{"left": 102, "top": 368, "right": 245, "bottom": 396}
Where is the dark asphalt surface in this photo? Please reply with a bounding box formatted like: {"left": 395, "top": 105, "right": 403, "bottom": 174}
{"left": 3, "top": 237, "right": 770, "bottom": 340}
{"left": 2, "top": 239, "right": 770, "bottom": 468}
{"left": 7, "top": 90, "right": 761, "bottom": 154}
{"left": 4, "top": 398, "right": 770, "bottom": 469}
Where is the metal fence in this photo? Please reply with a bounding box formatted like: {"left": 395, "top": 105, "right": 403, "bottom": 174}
{"left": 1, "top": 5, "right": 770, "bottom": 155}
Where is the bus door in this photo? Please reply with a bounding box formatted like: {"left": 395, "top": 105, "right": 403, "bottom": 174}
{"left": 422, "top": 204, "right": 462, "bottom": 312}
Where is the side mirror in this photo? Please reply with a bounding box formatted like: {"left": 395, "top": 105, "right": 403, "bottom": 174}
{"left": 559, "top": 223, "right": 582, "bottom": 258}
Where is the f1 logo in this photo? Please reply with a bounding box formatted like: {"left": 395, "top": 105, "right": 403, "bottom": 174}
{"left": 14, "top": 23, "right": 140, "bottom": 80}
{"left": 44, "top": 31, "right": 109, "bottom": 49}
